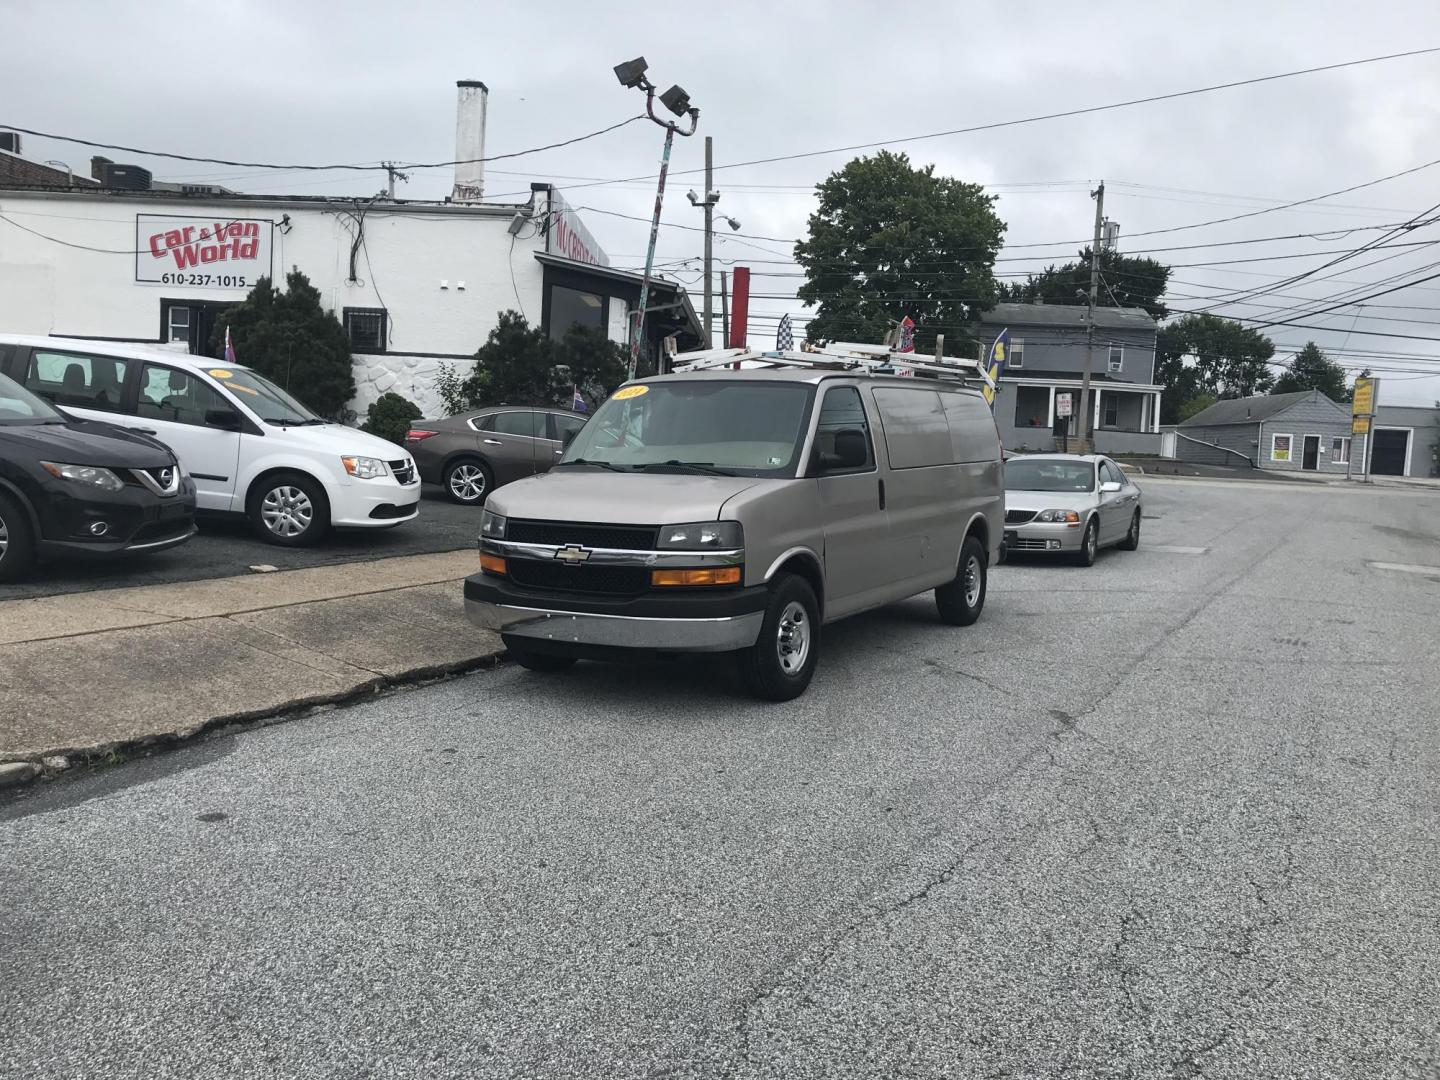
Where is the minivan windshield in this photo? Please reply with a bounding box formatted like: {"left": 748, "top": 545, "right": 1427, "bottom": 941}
{"left": 207, "top": 366, "right": 323, "bottom": 425}
{"left": 559, "top": 380, "right": 814, "bottom": 477}
{"left": 0, "top": 371, "right": 65, "bottom": 425}
{"left": 1005, "top": 458, "right": 1095, "bottom": 493}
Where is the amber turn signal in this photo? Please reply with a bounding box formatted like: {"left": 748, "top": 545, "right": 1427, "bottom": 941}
{"left": 479, "top": 553, "right": 507, "bottom": 576}
{"left": 651, "top": 566, "right": 742, "bottom": 587}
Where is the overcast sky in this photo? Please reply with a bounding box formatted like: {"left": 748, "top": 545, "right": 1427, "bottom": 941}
{"left": 7, "top": 0, "right": 1440, "bottom": 402}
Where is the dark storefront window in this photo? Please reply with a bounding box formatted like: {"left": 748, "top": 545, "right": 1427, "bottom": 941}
{"left": 548, "top": 285, "right": 605, "bottom": 340}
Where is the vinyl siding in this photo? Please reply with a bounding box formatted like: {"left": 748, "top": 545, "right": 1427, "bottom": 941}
{"left": 1258, "top": 395, "right": 1359, "bottom": 473}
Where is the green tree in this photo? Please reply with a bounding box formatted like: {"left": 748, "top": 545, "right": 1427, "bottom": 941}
{"left": 1159, "top": 314, "right": 1275, "bottom": 403}
{"left": 212, "top": 270, "right": 355, "bottom": 419}
{"left": 361, "top": 392, "right": 422, "bottom": 445}
{"left": 998, "top": 249, "right": 1172, "bottom": 318}
{"left": 1178, "top": 394, "right": 1218, "bottom": 422}
{"left": 793, "top": 151, "right": 1006, "bottom": 353}
{"left": 1155, "top": 322, "right": 1206, "bottom": 424}
{"left": 461, "top": 312, "right": 627, "bottom": 410}
{"left": 1272, "top": 342, "right": 1347, "bottom": 401}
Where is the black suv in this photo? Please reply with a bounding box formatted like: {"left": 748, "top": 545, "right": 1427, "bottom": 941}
{"left": 0, "top": 371, "right": 197, "bottom": 582}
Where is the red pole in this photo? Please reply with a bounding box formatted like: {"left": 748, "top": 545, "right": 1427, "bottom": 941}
{"left": 729, "top": 266, "right": 750, "bottom": 349}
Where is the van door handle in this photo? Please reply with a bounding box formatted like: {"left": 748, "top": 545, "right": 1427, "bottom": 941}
{"left": 482, "top": 438, "right": 502, "bottom": 445}
{"left": 878, "top": 478, "right": 886, "bottom": 510}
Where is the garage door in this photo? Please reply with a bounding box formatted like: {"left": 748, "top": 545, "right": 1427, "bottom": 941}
{"left": 1371, "top": 428, "right": 1410, "bottom": 476}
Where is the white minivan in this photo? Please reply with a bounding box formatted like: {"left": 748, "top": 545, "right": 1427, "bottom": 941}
{"left": 0, "top": 335, "right": 419, "bottom": 546}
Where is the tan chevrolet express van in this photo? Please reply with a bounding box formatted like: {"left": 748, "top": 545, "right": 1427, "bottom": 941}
{"left": 464, "top": 349, "right": 1004, "bottom": 700}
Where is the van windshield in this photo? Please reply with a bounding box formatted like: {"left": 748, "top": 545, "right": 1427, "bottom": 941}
{"left": 559, "top": 381, "right": 814, "bottom": 477}
{"left": 208, "top": 366, "right": 323, "bottom": 425}
{"left": 1005, "top": 458, "right": 1095, "bottom": 492}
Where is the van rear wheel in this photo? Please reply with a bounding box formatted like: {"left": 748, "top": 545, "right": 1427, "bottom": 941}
{"left": 936, "top": 535, "right": 987, "bottom": 626}
{"left": 736, "top": 574, "right": 820, "bottom": 702}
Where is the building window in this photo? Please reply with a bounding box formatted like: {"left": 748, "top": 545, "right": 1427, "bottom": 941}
{"left": 548, "top": 285, "right": 605, "bottom": 341}
{"left": 1271, "top": 433, "right": 1292, "bottom": 463}
{"left": 1008, "top": 338, "right": 1024, "bottom": 369}
{"left": 1103, "top": 395, "right": 1119, "bottom": 428}
{"left": 1108, "top": 345, "right": 1124, "bottom": 373}
{"left": 344, "top": 308, "right": 388, "bottom": 353}
{"left": 168, "top": 306, "right": 191, "bottom": 345}
{"left": 1331, "top": 436, "right": 1350, "bottom": 464}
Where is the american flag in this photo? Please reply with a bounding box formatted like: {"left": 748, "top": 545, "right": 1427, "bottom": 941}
{"left": 776, "top": 313, "right": 794, "bottom": 352}
{"left": 897, "top": 315, "right": 916, "bottom": 353}
{"left": 571, "top": 384, "right": 588, "bottom": 413}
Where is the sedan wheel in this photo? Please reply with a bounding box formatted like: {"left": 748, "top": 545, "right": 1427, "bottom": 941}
{"left": 445, "top": 460, "right": 491, "bottom": 505}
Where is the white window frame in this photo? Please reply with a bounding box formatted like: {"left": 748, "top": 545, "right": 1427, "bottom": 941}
{"left": 1270, "top": 432, "right": 1293, "bottom": 463}
{"left": 1331, "top": 436, "right": 1350, "bottom": 464}
{"left": 1008, "top": 337, "right": 1024, "bottom": 369}
{"left": 1107, "top": 345, "right": 1124, "bottom": 373}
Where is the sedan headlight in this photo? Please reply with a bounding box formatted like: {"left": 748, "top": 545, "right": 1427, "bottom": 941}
{"left": 1034, "top": 509, "right": 1081, "bottom": 523}
{"left": 341, "top": 455, "right": 388, "bottom": 479}
{"left": 480, "top": 509, "right": 507, "bottom": 540}
{"left": 40, "top": 462, "right": 125, "bottom": 492}
{"left": 656, "top": 521, "right": 743, "bottom": 549}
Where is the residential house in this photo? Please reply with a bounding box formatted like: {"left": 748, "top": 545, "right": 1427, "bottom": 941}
{"left": 1178, "top": 389, "right": 1361, "bottom": 473}
{"left": 976, "top": 303, "right": 1162, "bottom": 455}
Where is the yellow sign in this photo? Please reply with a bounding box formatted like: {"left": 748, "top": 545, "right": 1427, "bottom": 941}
{"left": 1352, "top": 415, "right": 1371, "bottom": 435}
{"left": 1351, "top": 377, "right": 1375, "bottom": 416}
{"left": 612, "top": 385, "right": 649, "bottom": 400}
{"left": 208, "top": 369, "right": 234, "bottom": 379}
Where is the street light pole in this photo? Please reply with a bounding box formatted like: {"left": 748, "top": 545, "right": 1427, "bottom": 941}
{"left": 613, "top": 57, "right": 700, "bottom": 380}
{"left": 703, "top": 137, "right": 714, "bottom": 347}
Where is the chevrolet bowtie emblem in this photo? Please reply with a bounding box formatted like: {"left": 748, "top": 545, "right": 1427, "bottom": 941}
{"left": 554, "top": 544, "right": 592, "bottom": 564}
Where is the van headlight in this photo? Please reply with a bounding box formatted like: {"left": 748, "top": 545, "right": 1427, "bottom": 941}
{"left": 1034, "top": 509, "right": 1081, "bottom": 523}
{"left": 656, "top": 521, "right": 743, "bottom": 549}
{"left": 341, "top": 455, "right": 388, "bottom": 479}
{"left": 480, "top": 509, "right": 507, "bottom": 540}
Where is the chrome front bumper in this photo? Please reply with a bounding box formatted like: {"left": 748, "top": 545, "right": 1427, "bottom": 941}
{"left": 466, "top": 598, "right": 764, "bottom": 652}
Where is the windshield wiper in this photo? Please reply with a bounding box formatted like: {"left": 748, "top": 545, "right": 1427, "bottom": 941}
{"left": 640, "top": 461, "right": 737, "bottom": 477}
{"left": 266, "top": 417, "right": 325, "bottom": 427}
{"left": 556, "top": 458, "right": 627, "bottom": 472}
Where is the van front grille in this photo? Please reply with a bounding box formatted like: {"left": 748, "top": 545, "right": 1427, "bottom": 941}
{"left": 507, "top": 520, "right": 658, "bottom": 551}
{"left": 507, "top": 559, "right": 651, "bottom": 596}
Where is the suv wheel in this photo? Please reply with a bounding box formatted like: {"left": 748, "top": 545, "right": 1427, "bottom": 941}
{"left": 0, "top": 493, "right": 36, "bottom": 583}
{"left": 248, "top": 473, "right": 330, "bottom": 547}
{"left": 936, "top": 535, "right": 987, "bottom": 626}
{"left": 737, "top": 574, "right": 820, "bottom": 702}
{"left": 444, "top": 458, "right": 492, "bottom": 505}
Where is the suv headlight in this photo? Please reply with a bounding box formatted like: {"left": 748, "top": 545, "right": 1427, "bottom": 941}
{"left": 1034, "top": 509, "right": 1081, "bottom": 523}
{"left": 341, "top": 455, "right": 388, "bottom": 479}
{"left": 40, "top": 462, "right": 125, "bottom": 492}
{"left": 480, "top": 509, "right": 507, "bottom": 540}
{"left": 656, "top": 521, "right": 743, "bottom": 549}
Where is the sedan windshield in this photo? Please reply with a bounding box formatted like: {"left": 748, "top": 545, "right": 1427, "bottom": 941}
{"left": 207, "top": 366, "right": 323, "bottom": 425}
{"left": 1005, "top": 458, "right": 1095, "bottom": 493}
{"left": 0, "top": 371, "right": 65, "bottom": 425}
{"left": 560, "top": 381, "right": 814, "bottom": 477}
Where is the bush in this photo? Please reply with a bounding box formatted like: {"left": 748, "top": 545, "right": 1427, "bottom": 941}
{"left": 463, "top": 311, "right": 628, "bottom": 411}
{"left": 433, "top": 361, "right": 470, "bottom": 416}
{"left": 361, "top": 392, "right": 422, "bottom": 445}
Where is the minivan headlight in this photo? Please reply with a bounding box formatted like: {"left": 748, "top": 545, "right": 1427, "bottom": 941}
{"left": 1034, "top": 509, "right": 1081, "bottom": 523}
{"left": 341, "top": 455, "right": 388, "bottom": 479}
{"left": 480, "top": 509, "right": 507, "bottom": 539}
{"left": 40, "top": 462, "right": 125, "bottom": 492}
{"left": 656, "top": 521, "right": 743, "bottom": 549}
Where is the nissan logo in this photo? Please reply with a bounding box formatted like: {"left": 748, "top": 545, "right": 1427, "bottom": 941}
{"left": 553, "top": 544, "right": 592, "bottom": 565}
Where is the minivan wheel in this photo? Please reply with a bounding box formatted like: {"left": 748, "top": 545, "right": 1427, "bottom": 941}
{"left": 936, "top": 535, "right": 987, "bottom": 626}
{"left": 248, "top": 472, "right": 330, "bottom": 547}
{"left": 444, "top": 458, "right": 492, "bottom": 505}
{"left": 1074, "top": 518, "right": 1099, "bottom": 567}
{"left": 0, "top": 494, "right": 36, "bottom": 583}
{"left": 737, "top": 574, "right": 820, "bottom": 702}
{"left": 503, "top": 636, "right": 578, "bottom": 672}
{"left": 1118, "top": 510, "right": 1141, "bottom": 551}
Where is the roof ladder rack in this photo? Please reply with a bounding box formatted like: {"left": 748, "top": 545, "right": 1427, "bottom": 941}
{"left": 671, "top": 345, "right": 995, "bottom": 392}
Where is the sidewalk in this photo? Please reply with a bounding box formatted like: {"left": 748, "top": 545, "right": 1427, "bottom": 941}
{"left": 0, "top": 550, "right": 501, "bottom": 782}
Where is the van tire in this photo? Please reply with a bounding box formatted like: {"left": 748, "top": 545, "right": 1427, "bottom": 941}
{"left": 444, "top": 458, "right": 492, "bottom": 505}
{"left": 1073, "top": 518, "right": 1099, "bottom": 567}
{"left": 503, "top": 637, "right": 578, "bottom": 672}
{"left": 737, "top": 574, "right": 820, "bottom": 702}
{"left": 936, "top": 535, "right": 987, "bottom": 626}
{"left": 247, "top": 472, "right": 331, "bottom": 547}
{"left": 0, "top": 493, "right": 36, "bottom": 583}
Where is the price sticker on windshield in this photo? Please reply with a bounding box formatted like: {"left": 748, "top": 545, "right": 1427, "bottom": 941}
{"left": 613, "top": 385, "right": 649, "bottom": 400}
{"left": 208, "top": 369, "right": 234, "bottom": 379}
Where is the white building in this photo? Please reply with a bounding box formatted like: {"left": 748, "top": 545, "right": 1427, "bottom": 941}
{"left": 0, "top": 84, "right": 701, "bottom": 419}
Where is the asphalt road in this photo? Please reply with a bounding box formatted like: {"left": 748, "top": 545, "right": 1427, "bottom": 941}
{"left": 4, "top": 477, "right": 1439, "bottom": 1079}
{"left": 0, "top": 485, "right": 481, "bottom": 601}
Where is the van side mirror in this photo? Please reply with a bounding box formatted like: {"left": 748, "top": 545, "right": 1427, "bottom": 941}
{"left": 206, "top": 408, "right": 241, "bottom": 430}
{"left": 817, "top": 428, "right": 868, "bottom": 472}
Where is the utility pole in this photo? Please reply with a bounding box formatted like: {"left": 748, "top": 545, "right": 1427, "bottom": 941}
{"left": 382, "top": 161, "right": 409, "bottom": 199}
{"left": 703, "top": 137, "right": 714, "bottom": 347}
{"left": 1078, "top": 181, "right": 1105, "bottom": 449}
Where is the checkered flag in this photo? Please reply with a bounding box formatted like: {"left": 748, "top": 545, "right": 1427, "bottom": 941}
{"left": 776, "top": 313, "right": 794, "bottom": 352}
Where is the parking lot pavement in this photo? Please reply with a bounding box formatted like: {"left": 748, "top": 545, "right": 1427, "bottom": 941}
{"left": 0, "top": 486, "right": 481, "bottom": 601}
{"left": 4, "top": 477, "right": 1440, "bottom": 1079}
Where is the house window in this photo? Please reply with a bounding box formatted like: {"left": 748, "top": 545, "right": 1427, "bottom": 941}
{"left": 549, "top": 285, "right": 605, "bottom": 341}
{"left": 167, "top": 306, "right": 192, "bottom": 345}
{"left": 1103, "top": 395, "right": 1119, "bottom": 428}
{"left": 344, "top": 308, "right": 388, "bottom": 353}
{"left": 1008, "top": 338, "right": 1024, "bottom": 369}
{"left": 1331, "top": 436, "right": 1350, "bottom": 464}
{"left": 1108, "top": 345, "right": 1124, "bottom": 373}
{"left": 1271, "top": 433, "right": 1293, "bottom": 463}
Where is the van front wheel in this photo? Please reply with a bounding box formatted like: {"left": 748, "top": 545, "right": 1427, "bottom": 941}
{"left": 737, "top": 574, "right": 820, "bottom": 702}
{"left": 935, "top": 535, "right": 987, "bottom": 626}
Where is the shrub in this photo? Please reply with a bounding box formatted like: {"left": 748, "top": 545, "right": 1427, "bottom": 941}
{"left": 433, "top": 361, "right": 471, "bottom": 416}
{"left": 361, "top": 392, "right": 422, "bottom": 446}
